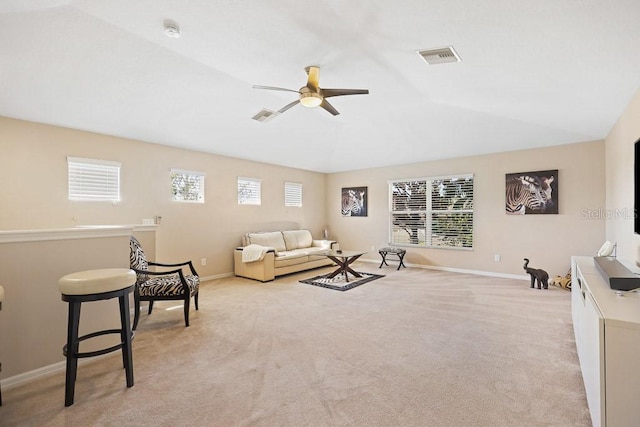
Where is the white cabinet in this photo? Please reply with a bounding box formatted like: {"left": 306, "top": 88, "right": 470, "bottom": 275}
{"left": 572, "top": 256, "right": 640, "bottom": 427}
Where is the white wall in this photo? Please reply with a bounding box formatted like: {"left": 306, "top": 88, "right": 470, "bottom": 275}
{"left": 0, "top": 114, "right": 613, "bottom": 280}
{"left": 605, "top": 88, "right": 640, "bottom": 263}
{"left": 327, "top": 141, "right": 606, "bottom": 277}
{"left": 0, "top": 117, "right": 328, "bottom": 277}
{"left": 0, "top": 230, "right": 130, "bottom": 379}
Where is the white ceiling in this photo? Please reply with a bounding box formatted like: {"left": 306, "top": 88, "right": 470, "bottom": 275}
{"left": 1, "top": 1, "right": 639, "bottom": 173}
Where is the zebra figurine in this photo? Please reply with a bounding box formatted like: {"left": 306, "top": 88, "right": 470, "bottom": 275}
{"left": 523, "top": 258, "right": 549, "bottom": 289}
{"left": 505, "top": 175, "right": 554, "bottom": 215}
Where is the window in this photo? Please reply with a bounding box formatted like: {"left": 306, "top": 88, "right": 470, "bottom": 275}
{"left": 171, "top": 169, "right": 205, "bottom": 203}
{"left": 67, "top": 157, "right": 121, "bottom": 202}
{"left": 284, "top": 182, "right": 302, "bottom": 207}
{"left": 238, "top": 177, "right": 261, "bottom": 205}
{"left": 389, "top": 174, "right": 474, "bottom": 249}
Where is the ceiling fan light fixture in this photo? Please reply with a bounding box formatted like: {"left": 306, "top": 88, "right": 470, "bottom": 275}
{"left": 253, "top": 66, "right": 368, "bottom": 118}
{"left": 299, "top": 92, "right": 323, "bottom": 108}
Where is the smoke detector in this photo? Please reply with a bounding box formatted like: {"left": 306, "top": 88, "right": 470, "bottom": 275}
{"left": 417, "top": 46, "right": 461, "bottom": 65}
{"left": 164, "top": 20, "right": 181, "bottom": 38}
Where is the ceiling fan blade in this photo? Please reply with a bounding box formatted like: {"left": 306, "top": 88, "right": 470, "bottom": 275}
{"left": 305, "top": 66, "right": 320, "bottom": 91}
{"left": 253, "top": 85, "right": 299, "bottom": 94}
{"left": 278, "top": 100, "right": 300, "bottom": 113}
{"left": 320, "top": 99, "right": 340, "bottom": 116}
{"left": 321, "top": 88, "right": 369, "bottom": 98}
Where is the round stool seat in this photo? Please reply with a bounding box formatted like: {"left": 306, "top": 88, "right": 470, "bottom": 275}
{"left": 58, "top": 268, "right": 135, "bottom": 296}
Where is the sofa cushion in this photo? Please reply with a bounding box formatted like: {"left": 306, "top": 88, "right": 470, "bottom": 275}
{"left": 282, "top": 230, "right": 313, "bottom": 251}
{"left": 312, "top": 240, "right": 333, "bottom": 250}
{"left": 247, "top": 231, "right": 287, "bottom": 253}
{"left": 274, "top": 250, "right": 309, "bottom": 268}
{"left": 301, "top": 246, "right": 331, "bottom": 256}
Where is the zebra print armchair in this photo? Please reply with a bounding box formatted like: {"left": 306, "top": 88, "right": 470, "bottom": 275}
{"left": 129, "top": 236, "right": 199, "bottom": 329}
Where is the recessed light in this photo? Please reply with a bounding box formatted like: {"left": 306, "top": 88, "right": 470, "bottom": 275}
{"left": 164, "top": 20, "right": 181, "bottom": 38}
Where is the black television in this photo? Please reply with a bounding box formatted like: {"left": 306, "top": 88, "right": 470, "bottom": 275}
{"left": 635, "top": 138, "right": 640, "bottom": 234}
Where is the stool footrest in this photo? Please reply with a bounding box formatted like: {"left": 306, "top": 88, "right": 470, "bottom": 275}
{"left": 63, "top": 329, "right": 135, "bottom": 359}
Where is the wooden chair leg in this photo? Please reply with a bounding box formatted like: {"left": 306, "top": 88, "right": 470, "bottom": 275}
{"left": 147, "top": 300, "right": 154, "bottom": 315}
{"left": 183, "top": 297, "right": 190, "bottom": 327}
{"left": 194, "top": 291, "right": 199, "bottom": 310}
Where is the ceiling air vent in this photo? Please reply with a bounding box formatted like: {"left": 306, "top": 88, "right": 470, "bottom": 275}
{"left": 417, "top": 46, "right": 461, "bottom": 65}
{"left": 252, "top": 109, "right": 280, "bottom": 123}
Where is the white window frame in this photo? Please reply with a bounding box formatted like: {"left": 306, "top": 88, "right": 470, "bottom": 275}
{"left": 388, "top": 174, "right": 474, "bottom": 250}
{"left": 67, "top": 156, "right": 121, "bottom": 202}
{"left": 238, "top": 177, "right": 261, "bottom": 205}
{"left": 284, "top": 182, "right": 303, "bottom": 207}
{"left": 170, "top": 169, "right": 205, "bottom": 203}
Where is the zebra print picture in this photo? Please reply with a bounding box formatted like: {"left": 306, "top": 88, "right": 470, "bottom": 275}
{"left": 505, "top": 170, "right": 558, "bottom": 215}
{"left": 341, "top": 186, "right": 368, "bottom": 217}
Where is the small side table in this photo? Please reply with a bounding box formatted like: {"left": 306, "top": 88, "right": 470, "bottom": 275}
{"left": 378, "top": 247, "right": 407, "bottom": 270}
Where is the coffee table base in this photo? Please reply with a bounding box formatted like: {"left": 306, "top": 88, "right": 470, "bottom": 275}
{"left": 326, "top": 254, "right": 363, "bottom": 282}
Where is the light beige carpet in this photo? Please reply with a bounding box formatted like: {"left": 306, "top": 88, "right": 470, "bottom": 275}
{"left": 0, "top": 264, "right": 591, "bottom": 426}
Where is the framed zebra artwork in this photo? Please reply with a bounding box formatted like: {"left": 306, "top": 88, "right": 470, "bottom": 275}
{"left": 505, "top": 170, "right": 558, "bottom": 215}
{"left": 341, "top": 186, "right": 368, "bottom": 217}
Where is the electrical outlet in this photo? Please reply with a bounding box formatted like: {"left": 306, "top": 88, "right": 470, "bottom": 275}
{"left": 494, "top": 254, "right": 501, "bottom": 262}
{"left": 201, "top": 258, "right": 206, "bottom": 266}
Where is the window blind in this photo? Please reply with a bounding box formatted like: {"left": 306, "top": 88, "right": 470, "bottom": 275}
{"left": 389, "top": 174, "right": 473, "bottom": 249}
{"left": 284, "top": 182, "right": 302, "bottom": 207}
{"left": 67, "top": 157, "right": 121, "bottom": 202}
{"left": 171, "top": 169, "right": 205, "bottom": 203}
{"left": 238, "top": 177, "right": 261, "bottom": 205}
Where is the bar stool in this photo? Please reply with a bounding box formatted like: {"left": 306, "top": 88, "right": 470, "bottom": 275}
{"left": 58, "top": 268, "right": 136, "bottom": 407}
{"left": 0, "top": 284, "right": 4, "bottom": 406}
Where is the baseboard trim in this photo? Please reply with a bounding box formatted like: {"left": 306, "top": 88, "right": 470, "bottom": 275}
{"left": 200, "top": 272, "right": 234, "bottom": 283}
{"left": 359, "top": 258, "right": 529, "bottom": 281}
{"left": 1, "top": 353, "right": 111, "bottom": 391}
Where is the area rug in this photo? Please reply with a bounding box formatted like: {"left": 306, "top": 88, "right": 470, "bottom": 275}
{"left": 299, "top": 271, "right": 384, "bottom": 291}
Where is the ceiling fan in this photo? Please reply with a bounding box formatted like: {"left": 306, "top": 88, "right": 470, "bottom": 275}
{"left": 253, "top": 65, "right": 369, "bottom": 117}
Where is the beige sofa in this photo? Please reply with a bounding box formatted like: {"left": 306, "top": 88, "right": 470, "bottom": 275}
{"left": 234, "top": 230, "right": 338, "bottom": 282}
